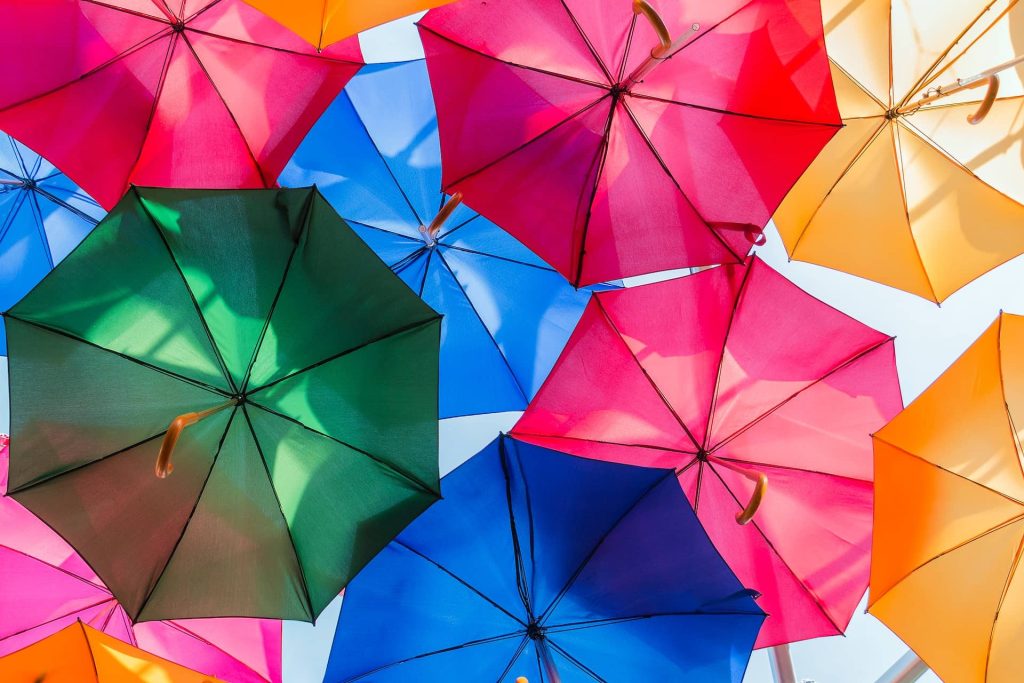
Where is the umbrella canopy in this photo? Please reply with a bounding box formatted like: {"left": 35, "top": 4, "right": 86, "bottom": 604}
{"left": 871, "top": 312, "right": 1024, "bottom": 683}
{"left": 3, "top": 187, "right": 442, "bottom": 623}
{"left": 418, "top": 0, "right": 841, "bottom": 286}
{"left": 325, "top": 435, "right": 765, "bottom": 682}
{"left": 283, "top": 59, "right": 611, "bottom": 418}
{"left": 774, "top": 0, "right": 1024, "bottom": 302}
{"left": 0, "top": 0, "right": 363, "bottom": 210}
{"left": 0, "top": 438, "right": 282, "bottom": 683}
{"left": 241, "top": 0, "right": 454, "bottom": 50}
{"left": 511, "top": 257, "right": 903, "bottom": 647}
{"left": 0, "top": 133, "right": 103, "bottom": 355}
{"left": 0, "top": 621, "right": 218, "bottom": 682}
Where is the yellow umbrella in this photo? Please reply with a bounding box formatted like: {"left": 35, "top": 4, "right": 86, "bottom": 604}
{"left": 871, "top": 312, "right": 1024, "bottom": 682}
{"left": 774, "top": 0, "right": 1024, "bottom": 302}
{"left": 242, "top": 0, "right": 454, "bottom": 49}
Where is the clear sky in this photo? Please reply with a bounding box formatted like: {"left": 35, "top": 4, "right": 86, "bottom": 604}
{"left": 4, "top": 10, "right": 1022, "bottom": 683}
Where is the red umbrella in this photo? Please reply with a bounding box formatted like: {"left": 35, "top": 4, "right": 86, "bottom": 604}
{"left": 419, "top": 0, "right": 841, "bottom": 285}
{"left": 511, "top": 257, "right": 903, "bottom": 647}
{"left": 0, "top": 0, "right": 362, "bottom": 209}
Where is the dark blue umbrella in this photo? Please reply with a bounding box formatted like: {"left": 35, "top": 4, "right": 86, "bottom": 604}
{"left": 281, "top": 60, "right": 612, "bottom": 418}
{"left": 325, "top": 436, "right": 764, "bottom": 682}
{"left": 0, "top": 134, "right": 103, "bottom": 354}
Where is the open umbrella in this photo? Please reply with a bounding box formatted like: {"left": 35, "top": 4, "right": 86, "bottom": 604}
{"left": 511, "top": 257, "right": 903, "bottom": 647}
{"left": 283, "top": 59, "right": 611, "bottom": 418}
{"left": 871, "top": 312, "right": 1024, "bottom": 683}
{"left": 774, "top": 0, "right": 1024, "bottom": 302}
{"left": 0, "top": 0, "right": 363, "bottom": 210}
{"left": 0, "top": 133, "right": 103, "bottom": 354}
{"left": 418, "top": 0, "right": 841, "bottom": 285}
{"left": 325, "top": 435, "right": 765, "bottom": 682}
{"left": 0, "top": 621, "right": 218, "bottom": 682}
{"left": 0, "top": 437, "right": 282, "bottom": 683}
{"left": 3, "top": 187, "right": 442, "bottom": 623}
{"left": 241, "top": 0, "right": 454, "bottom": 50}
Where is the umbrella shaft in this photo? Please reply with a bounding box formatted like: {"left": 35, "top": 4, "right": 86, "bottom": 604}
{"left": 536, "top": 638, "right": 561, "bottom": 683}
{"left": 898, "top": 52, "right": 1024, "bottom": 112}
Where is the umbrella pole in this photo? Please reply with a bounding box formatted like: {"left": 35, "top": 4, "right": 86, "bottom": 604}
{"left": 767, "top": 644, "right": 796, "bottom": 683}
{"left": 536, "top": 637, "right": 562, "bottom": 683}
{"left": 419, "top": 191, "right": 464, "bottom": 246}
{"left": 621, "top": 1, "right": 700, "bottom": 89}
{"left": 706, "top": 456, "right": 768, "bottom": 525}
{"left": 897, "top": 53, "right": 1024, "bottom": 124}
{"left": 876, "top": 651, "right": 928, "bottom": 683}
{"left": 155, "top": 399, "right": 239, "bottom": 478}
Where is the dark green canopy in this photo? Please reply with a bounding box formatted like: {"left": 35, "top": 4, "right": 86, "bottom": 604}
{"left": 4, "top": 187, "right": 441, "bottom": 622}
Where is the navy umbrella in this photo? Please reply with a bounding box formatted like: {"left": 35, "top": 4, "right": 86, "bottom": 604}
{"left": 325, "top": 436, "right": 764, "bottom": 682}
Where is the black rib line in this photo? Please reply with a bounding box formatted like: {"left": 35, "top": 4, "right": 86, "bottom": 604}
{"left": 0, "top": 190, "right": 30, "bottom": 245}
{"left": 184, "top": 27, "right": 362, "bottom": 65}
{"left": 434, "top": 209, "right": 480, "bottom": 241}
{"left": 25, "top": 189, "right": 54, "bottom": 268}
{"left": 0, "top": 543, "right": 109, "bottom": 593}
{"left": 32, "top": 185, "right": 103, "bottom": 226}
{"left": 245, "top": 401, "right": 440, "bottom": 498}
{"left": 97, "top": 600, "right": 119, "bottom": 632}
{"left": 338, "top": 632, "right": 526, "bottom": 682}
{"left": 537, "top": 471, "right": 674, "bottom": 622}
{"left": 395, "top": 540, "right": 526, "bottom": 626}
{"left": 2, "top": 315, "right": 229, "bottom": 397}
{"left": 439, "top": 244, "right": 559, "bottom": 275}
{"left": 343, "top": 217, "right": 424, "bottom": 245}
{"left": 627, "top": 92, "right": 844, "bottom": 128}
{"left": 132, "top": 186, "right": 238, "bottom": 394}
{"left": 594, "top": 297, "right": 702, "bottom": 451}
{"left": 556, "top": 0, "right": 614, "bottom": 84}
{"left": 247, "top": 315, "right": 440, "bottom": 395}
{"left": 132, "top": 407, "right": 238, "bottom": 621}
{"left": 180, "top": 34, "right": 269, "bottom": 188}
{"left": 80, "top": 620, "right": 102, "bottom": 683}
{"left": 571, "top": 96, "right": 617, "bottom": 287}
{"left": 390, "top": 248, "right": 429, "bottom": 276}
{"left": 417, "top": 249, "right": 434, "bottom": 298}
{"left": 437, "top": 253, "right": 530, "bottom": 405}
{"left": 708, "top": 337, "right": 895, "bottom": 454}
{"left": 509, "top": 431, "right": 699, "bottom": 457}
{"left": 9, "top": 134, "right": 30, "bottom": 177}
{"left": 545, "top": 610, "right": 764, "bottom": 634}
{"left": 81, "top": 0, "right": 168, "bottom": 23}
{"left": 242, "top": 404, "right": 315, "bottom": 620}
{"left": 616, "top": 14, "right": 639, "bottom": 84}
{"left": 693, "top": 461, "right": 705, "bottom": 512}
{"left": 238, "top": 189, "right": 316, "bottom": 394}
{"left": 0, "top": 596, "right": 114, "bottom": 645}
{"left": 511, "top": 442, "right": 539, "bottom": 606}
{"left": 495, "top": 637, "right": 531, "bottom": 683}
{"left": 546, "top": 640, "right": 605, "bottom": 682}
{"left": 707, "top": 455, "right": 873, "bottom": 485}
{"left": 499, "top": 437, "right": 536, "bottom": 619}
{"left": 703, "top": 462, "right": 845, "bottom": 635}
{"left": 184, "top": 0, "right": 224, "bottom": 23}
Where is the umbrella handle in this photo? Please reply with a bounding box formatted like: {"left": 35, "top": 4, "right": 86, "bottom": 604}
{"left": 420, "top": 191, "right": 464, "bottom": 244}
{"left": 156, "top": 399, "right": 238, "bottom": 478}
{"left": 707, "top": 456, "right": 767, "bottom": 525}
{"left": 968, "top": 74, "right": 1000, "bottom": 125}
{"left": 632, "top": 0, "right": 672, "bottom": 57}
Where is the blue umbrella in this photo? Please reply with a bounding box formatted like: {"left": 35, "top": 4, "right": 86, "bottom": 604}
{"left": 0, "top": 134, "right": 103, "bottom": 354}
{"left": 325, "top": 436, "right": 764, "bottom": 682}
{"left": 281, "top": 60, "right": 613, "bottom": 418}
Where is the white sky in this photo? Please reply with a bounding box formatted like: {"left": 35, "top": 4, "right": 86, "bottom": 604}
{"left": 4, "top": 10, "right": 1022, "bottom": 683}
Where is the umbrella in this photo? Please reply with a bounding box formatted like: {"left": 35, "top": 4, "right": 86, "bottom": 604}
{"left": 871, "top": 312, "right": 1024, "bottom": 683}
{"left": 0, "top": 0, "right": 363, "bottom": 210}
{"left": 2, "top": 186, "right": 442, "bottom": 622}
{"left": 325, "top": 435, "right": 765, "bottom": 682}
{"left": 0, "top": 437, "right": 282, "bottom": 683}
{"left": 417, "top": 0, "right": 841, "bottom": 286}
{"left": 774, "top": 0, "right": 1024, "bottom": 302}
{"left": 0, "top": 133, "right": 104, "bottom": 355}
{"left": 511, "top": 257, "right": 903, "bottom": 647}
{"left": 0, "top": 620, "right": 219, "bottom": 682}
{"left": 241, "top": 0, "right": 455, "bottom": 50}
{"left": 282, "top": 59, "right": 612, "bottom": 418}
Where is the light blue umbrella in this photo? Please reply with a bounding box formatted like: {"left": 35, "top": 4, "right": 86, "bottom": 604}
{"left": 281, "top": 60, "right": 613, "bottom": 418}
{"left": 0, "top": 134, "right": 103, "bottom": 354}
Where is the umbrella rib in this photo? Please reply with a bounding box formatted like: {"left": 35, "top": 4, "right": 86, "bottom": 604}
{"left": 593, "top": 297, "right": 703, "bottom": 452}
{"left": 703, "top": 462, "right": 846, "bottom": 636}
{"left": 9, "top": 135, "right": 31, "bottom": 178}
{"left": 545, "top": 639, "right": 606, "bottom": 682}
{"left": 184, "top": 0, "right": 224, "bottom": 24}
{"left": 131, "top": 407, "right": 238, "bottom": 621}
{"left": 183, "top": 27, "right": 362, "bottom": 65}
{"left": 417, "top": 249, "right": 434, "bottom": 298}
{"left": 626, "top": 92, "right": 845, "bottom": 128}
{"left": 0, "top": 596, "right": 115, "bottom": 645}
{"left": 390, "top": 248, "right": 429, "bottom": 277}
{"left": 244, "top": 401, "right": 440, "bottom": 497}
{"left": 133, "top": 187, "right": 239, "bottom": 394}
{"left": 707, "top": 336, "right": 896, "bottom": 454}
{"left": 32, "top": 185, "right": 103, "bottom": 226}
{"left": 436, "top": 253, "right": 530, "bottom": 405}
{"left": 247, "top": 315, "right": 441, "bottom": 396}
{"left": 510, "top": 431, "right": 699, "bottom": 458}
{"left": 890, "top": 124, "right": 939, "bottom": 302}
{"left": 0, "top": 190, "right": 30, "bottom": 247}
{"left": 439, "top": 244, "right": 558, "bottom": 274}
{"left": 545, "top": 610, "right": 766, "bottom": 634}
{"left": 615, "top": 13, "right": 639, "bottom": 84}
{"left": 241, "top": 405, "right": 315, "bottom": 620}
{"left": 0, "top": 544, "right": 109, "bottom": 594}
{"left": 434, "top": 212, "right": 481, "bottom": 242}
{"left": 984, "top": 527, "right": 1024, "bottom": 680}
{"left": 556, "top": 0, "right": 615, "bottom": 84}
{"left": 996, "top": 316, "right": 1024, "bottom": 488}
{"left": 707, "top": 455, "right": 873, "bottom": 485}
{"left": 180, "top": 34, "right": 269, "bottom": 188}
{"left": 337, "top": 632, "right": 527, "bottom": 682}
{"left": 617, "top": 100, "right": 746, "bottom": 265}
{"left": 394, "top": 540, "right": 527, "bottom": 626}
{"left": 499, "top": 438, "right": 537, "bottom": 619}
{"left": 511, "top": 438, "right": 541, "bottom": 615}
{"left": 27, "top": 191, "right": 54, "bottom": 268}
{"left": 343, "top": 218, "right": 424, "bottom": 246}
{"left": 158, "top": 620, "right": 257, "bottom": 675}
{"left": 80, "top": 0, "right": 168, "bottom": 23}
{"left": 570, "top": 95, "right": 617, "bottom": 287}
{"left": 495, "top": 636, "right": 531, "bottom": 683}
{"left": 831, "top": 59, "right": 889, "bottom": 112}
{"left": 0, "top": 315, "right": 229, "bottom": 397}
{"left": 238, "top": 189, "right": 316, "bottom": 395}
{"left": 537, "top": 471, "right": 675, "bottom": 623}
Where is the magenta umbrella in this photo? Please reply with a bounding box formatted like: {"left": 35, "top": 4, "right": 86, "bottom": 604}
{"left": 0, "top": 436, "right": 282, "bottom": 683}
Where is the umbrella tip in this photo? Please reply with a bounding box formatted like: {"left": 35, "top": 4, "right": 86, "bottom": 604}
{"left": 516, "top": 678, "right": 529, "bottom": 683}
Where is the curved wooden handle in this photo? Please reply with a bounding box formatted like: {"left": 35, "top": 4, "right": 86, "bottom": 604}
{"left": 155, "top": 400, "right": 237, "bottom": 478}
{"left": 632, "top": 0, "right": 671, "bottom": 56}
{"left": 708, "top": 456, "right": 768, "bottom": 525}
{"left": 968, "top": 74, "right": 1000, "bottom": 125}
{"left": 424, "top": 191, "right": 464, "bottom": 238}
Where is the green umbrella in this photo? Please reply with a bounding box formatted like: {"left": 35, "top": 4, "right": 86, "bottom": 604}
{"left": 2, "top": 187, "right": 442, "bottom": 623}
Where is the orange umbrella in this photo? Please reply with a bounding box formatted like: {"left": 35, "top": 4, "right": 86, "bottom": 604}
{"left": 774, "top": 0, "right": 1024, "bottom": 302}
{"left": 0, "top": 620, "right": 218, "bottom": 682}
{"left": 242, "top": 0, "right": 453, "bottom": 49}
{"left": 871, "top": 312, "right": 1024, "bottom": 682}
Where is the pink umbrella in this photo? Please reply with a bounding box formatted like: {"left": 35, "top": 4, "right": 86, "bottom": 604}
{"left": 510, "top": 258, "right": 903, "bottom": 646}
{"left": 0, "top": 435, "right": 281, "bottom": 683}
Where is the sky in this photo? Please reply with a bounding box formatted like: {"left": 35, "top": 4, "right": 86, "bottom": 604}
{"left": 3, "top": 10, "right": 1023, "bottom": 683}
